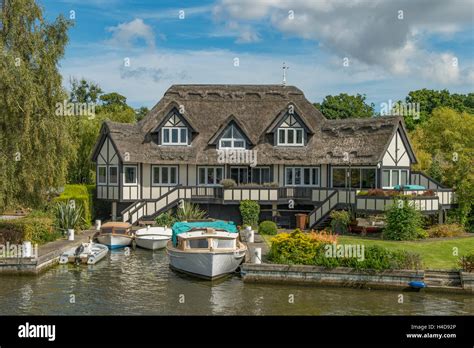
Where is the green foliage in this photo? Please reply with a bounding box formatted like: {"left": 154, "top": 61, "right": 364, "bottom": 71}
{"left": 220, "top": 179, "right": 236, "bottom": 188}
{"left": 54, "top": 200, "right": 85, "bottom": 231}
{"left": 175, "top": 202, "right": 207, "bottom": 221}
{"left": 400, "top": 89, "right": 474, "bottom": 130}
{"left": 383, "top": 198, "right": 423, "bottom": 240}
{"left": 155, "top": 211, "right": 177, "bottom": 227}
{"left": 268, "top": 229, "right": 320, "bottom": 265}
{"left": 53, "top": 185, "right": 93, "bottom": 227}
{"left": 458, "top": 253, "right": 474, "bottom": 272}
{"left": 239, "top": 200, "right": 260, "bottom": 227}
{"left": 314, "top": 93, "right": 375, "bottom": 119}
{"left": 268, "top": 230, "right": 422, "bottom": 270}
{"left": 428, "top": 157, "right": 443, "bottom": 183}
{"left": 0, "top": 0, "right": 74, "bottom": 211}
{"left": 0, "top": 216, "right": 59, "bottom": 245}
{"left": 410, "top": 107, "right": 474, "bottom": 230}
{"left": 135, "top": 107, "right": 149, "bottom": 122}
{"left": 330, "top": 210, "right": 351, "bottom": 233}
{"left": 258, "top": 220, "right": 278, "bottom": 235}
{"left": 66, "top": 82, "right": 136, "bottom": 184}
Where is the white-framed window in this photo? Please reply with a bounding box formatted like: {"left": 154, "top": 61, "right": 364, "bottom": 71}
{"left": 152, "top": 166, "right": 178, "bottom": 185}
{"left": 123, "top": 165, "right": 137, "bottom": 185}
{"left": 108, "top": 165, "right": 118, "bottom": 185}
{"left": 162, "top": 113, "right": 188, "bottom": 145}
{"left": 285, "top": 167, "right": 319, "bottom": 186}
{"left": 219, "top": 124, "right": 245, "bottom": 149}
{"left": 382, "top": 169, "right": 409, "bottom": 188}
{"left": 198, "top": 166, "right": 223, "bottom": 185}
{"left": 98, "top": 165, "right": 107, "bottom": 185}
{"left": 277, "top": 114, "right": 304, "bottom": 146}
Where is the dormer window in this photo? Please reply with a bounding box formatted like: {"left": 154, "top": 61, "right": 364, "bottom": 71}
{"left": 277, "top": 115, "right": 304, "bottom": 146}
{"left": 219, "top": 124, "right": 245, "bottom": 149}
{"left": 162, "top": 113, "right": 188, "bottom": 145}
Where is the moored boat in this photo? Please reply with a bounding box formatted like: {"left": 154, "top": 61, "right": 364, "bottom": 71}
{"left": 135, "top": 226, "right": 172, "bottom": 250}
{"left": 59, "top": 240, "right": 108, "bottom": 265}
{"left": 96, "top": 222, "right": 133, "bottom": 249}
{"left": 166, "top": 220, "right": 247, "bottom": 280}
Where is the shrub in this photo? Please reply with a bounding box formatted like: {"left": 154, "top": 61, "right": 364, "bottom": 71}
{"left": 176, "top": 202, "right": 207, "bottom": 221}
{"left": 258, "top": 221, "right": 277, "bottom": 235}
{"left": 268, "top": 229, "right": 321, "bottom": 265}
{"left": 357, "top": 191, "right": 369, "bottom": 196}
{"left": 415, "top": 228, "right": 429, "bottom": 239}
{"left": 309, "top": 230, "right": 338, "bottom": 244}
{"left": 426, "top": 223, "right": 465, "bottom": 238}
{"left": 383, "top": 198, "right": 423, "bottom": 240}
{"left": 262, "top": 182, "right": 279, "bottom": 188}
{"left": 0, "top": 216, "right": 59, "bottom": 245}
{"left": 330, "top": 210, "right": 351, "bottom": 234}
{"left": 459, "top": 253, "right": 474, "bottom": 272}
{"left": 53, "top": 184, "right": 93, "bottom": 228}
{"left": 239, "top": 200, "right": 260, "bottom": 228}
{"left": 268, "top": 230, "right": 422, "bottom": 270}
{"left": 220, "top": 179, "right": 236, "bottom": 188}
{"left": 54, "top": 200, "right": 85, "bottom": 231}
{"left": 155, "top": 211, "right": 176, "bottom": 227}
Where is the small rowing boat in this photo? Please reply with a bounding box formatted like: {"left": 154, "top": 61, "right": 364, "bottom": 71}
{"left": 96, "top": 222, "right": 133, "bottom": 249}
{"left": 135, "top": 226, "right": 172, "bottom": 250}
{"left": 59, "top": 240, "right": 108, "bottom": 265}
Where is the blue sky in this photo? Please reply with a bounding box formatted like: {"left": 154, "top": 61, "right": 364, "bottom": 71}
{"left": 40, "top": 0, "right": 474, "bottom": 109}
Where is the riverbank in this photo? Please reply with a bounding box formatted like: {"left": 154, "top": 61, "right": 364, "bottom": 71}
{"left": 0, "top": 230, "right": 96, "bottom": 274}
{"left": 241, "top": 263, "right": 474, "bottom": 293}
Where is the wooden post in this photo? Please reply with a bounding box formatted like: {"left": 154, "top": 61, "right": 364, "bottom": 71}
{"left": 251, "top": 247, "right": 262, "bottom": 264}
{"left": 112, "top": 201, "right": 117, "bottom": 221}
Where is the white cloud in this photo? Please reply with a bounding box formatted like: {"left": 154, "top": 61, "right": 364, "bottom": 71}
{"left": 106, "top": 18, "right": 156, "bottom": 49}
{"left": 212, "top": 0, "right": 474, "bottom": 83}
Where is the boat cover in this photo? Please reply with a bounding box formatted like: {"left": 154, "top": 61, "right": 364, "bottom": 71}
{"left": 393, "top": 184, "right": 426, "bottom": 190}
{"left": 171, "top": 220, "right": 238, "bottom": 246}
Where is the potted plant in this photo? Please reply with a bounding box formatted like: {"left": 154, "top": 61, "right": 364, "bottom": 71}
{"left": 54, "top": 200, "right": 85, "bottom": 241}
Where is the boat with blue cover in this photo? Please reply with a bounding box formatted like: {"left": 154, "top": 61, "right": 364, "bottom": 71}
{"left": 166, "top": 220, "right": 247, "bottom": 280}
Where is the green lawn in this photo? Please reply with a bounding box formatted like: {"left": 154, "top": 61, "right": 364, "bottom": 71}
{"left": 261, "top": 233, "right": 474, "bottom": 270}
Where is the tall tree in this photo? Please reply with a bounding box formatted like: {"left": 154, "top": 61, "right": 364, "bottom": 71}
{"left": 400, "top": 89, "right": 474, "bottom": 130}
{"left": 135, "top": 106, "right": 149, "bottom": 122}
{"left": 411, "top": 107, "right": 474, "bottom": 229}
{"left": 0, "top": 0, "right": 73, "bottom": 210}
{"left": 66, "top": 84, "right": 136, "bottom": 184}
{"left": 314, "top": 93, "right": 375, "bottom": 119}
{"left": 69, "top": 77, "right": 103, "bottom": 104}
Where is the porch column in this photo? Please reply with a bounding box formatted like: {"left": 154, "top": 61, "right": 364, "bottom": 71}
{"left": 272, "top": 203, "right": 278, "bottom": 217}
{"left": 112, "top": 201, "right": 117, "bottom": 221}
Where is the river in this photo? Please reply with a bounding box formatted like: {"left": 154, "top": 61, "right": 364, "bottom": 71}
{"left": 0, "top": 248, "right": 472, "bottom": 315}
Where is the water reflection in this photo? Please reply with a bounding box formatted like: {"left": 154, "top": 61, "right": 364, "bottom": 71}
{"left": 0, "top": 249, "right": 471, "bottom": 315}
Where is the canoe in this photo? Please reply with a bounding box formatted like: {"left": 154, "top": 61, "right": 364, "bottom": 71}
{"left": 59, "top": 242, "right": 108, "bottom": 265}
{"left": 135, "top": 227, "right": 172, "bottom": 250}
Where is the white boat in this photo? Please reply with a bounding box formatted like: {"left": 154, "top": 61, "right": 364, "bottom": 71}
{"left": 166, "top": 222, "right": 247, "bottom": 280}
{"left": 59, "top": 241, "right": 108, "bottom": 265}
{"left": 96, "top": 222, "right": 133, "bottom": 249}
{"left": 135, "top": 226, "right": 172, "bottom": 250}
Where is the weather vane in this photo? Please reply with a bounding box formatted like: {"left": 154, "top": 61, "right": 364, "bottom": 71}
{"left": 282, "top": 62, "right": 289, "bottom": 86}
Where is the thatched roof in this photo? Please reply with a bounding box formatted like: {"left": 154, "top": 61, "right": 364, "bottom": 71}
{"left": 93, "top": 84, "right": 409, "bottom": 166}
